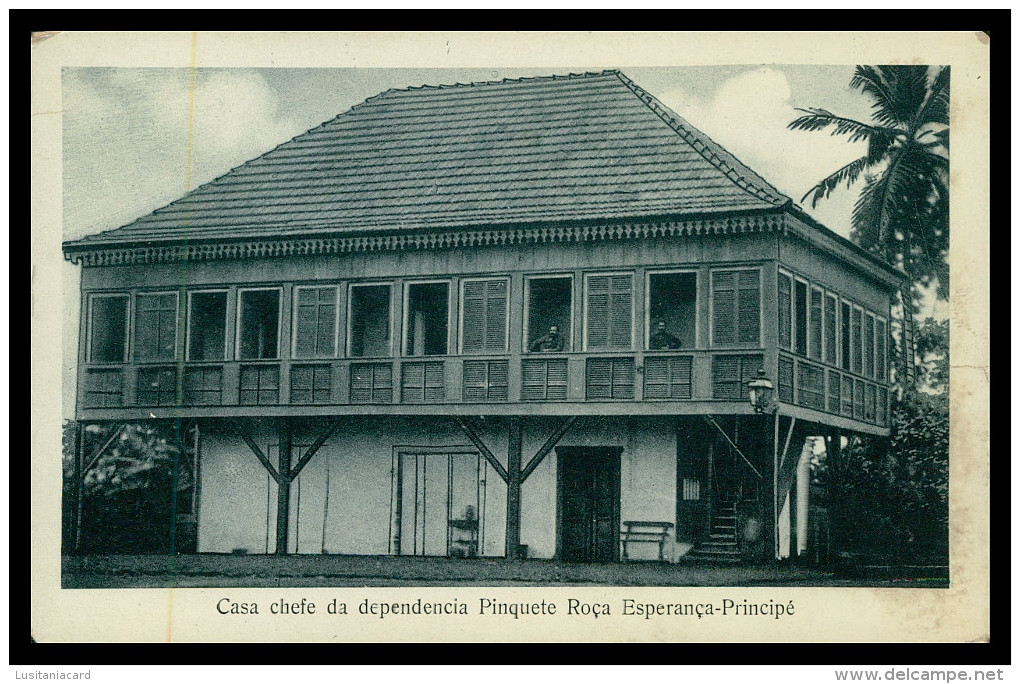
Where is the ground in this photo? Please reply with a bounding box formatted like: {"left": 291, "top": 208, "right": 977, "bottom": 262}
{"left": 62, "top": 555, "right": 949, "bottom": 588}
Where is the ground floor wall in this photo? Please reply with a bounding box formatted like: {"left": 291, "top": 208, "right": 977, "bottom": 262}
{"left": 195, "top": 415, "right": 678, "bottom": 561}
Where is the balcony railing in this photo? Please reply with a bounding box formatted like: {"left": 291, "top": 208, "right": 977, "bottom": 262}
{"left": 80, "top": 348, "right": 889, "bottom": 426}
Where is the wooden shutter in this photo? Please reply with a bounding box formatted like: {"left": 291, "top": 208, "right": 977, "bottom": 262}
{"left": 851, "top": 308, "right": 863, "bottom": 375}
{"left": 876, "top": 387, "right": 888, "bottom": 425}
{"left": 644, "top": 356, "right": 692, "bottom": 400}
{"left": 712, "top": 271, "right": 736, "bottom": 345}
{"left": 184, "top": 367, "right": 223, "bottom": 406}
{"left": 522, "top": 359, "right": 567, "bottom": 401}
{"left": 587, "top": 275, "right": 632, "bottom": 349}
{"left": 134, "top": 293, "right": 177, "bottom": 362}
{"left": 84, "top": 369, "right": 124, "bottom": 407}
{"left": 809, "top": 287, "right": 823, "bottom": 359}
{"left": 778, "top": 273, "right": 792, "bottom": 349}
{"left": 462, "top": 279, "right": 507, "bottom": 353}
{"left": 840, "top": 302, "right": 852, "bottom": 370}
{"left": 794, "top": 280, "right": 807, "bottom": 355}
{"left": 864, "top": 314, "right": 875, "bottom": 379}
{"left": 778, "top": 356, "right": 794, "bottom": 403}
{"left": 295, "top": 287, "right": 337, "bottom": 358}
{"left": 137, "top": 366, "right": 177, "bottom": 406}
{"left": 586, "top": 358, "right": 633, "bottom": 399}
{"left": 712, "top": 354, "right": 762, "bottom": 400}
{"left": 737, "top": 270, "right": 761, "bottom": 344}
{"left": 290, "top": 364, "right": 331, "bottom": 404}
{"left": 463, "top": 360, "right": 507, "bottom": 401}
{"left": 824, "top": 294, "right": 838, "bottom": 365}
{"left": 402, "top": 361, "right": 445, "bottom": 403}
{"left": 796, "top": 361, "right": 824, "bottom": 411}
{"left": 239, "top": 365, "right": 279, "bottom": 406}
{"left": 876, "top": 319, "right": 887, "bottom": 382}
{"left": 840, "top": 373, "right": 853, "bottom": 417}
{"left": 826, "top": 370, "right": 840, "bottom": 413}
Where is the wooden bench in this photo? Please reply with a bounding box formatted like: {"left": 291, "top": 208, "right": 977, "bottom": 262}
{"left": 620, "top": 521, "right": 674, "bottom": 561}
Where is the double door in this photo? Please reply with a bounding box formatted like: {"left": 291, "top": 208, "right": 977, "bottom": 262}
{"left": 394, "top": 451, "right": 484, "bottom": 557}
{"left": 557, "top": 447, "right": 621, "bottom": 562}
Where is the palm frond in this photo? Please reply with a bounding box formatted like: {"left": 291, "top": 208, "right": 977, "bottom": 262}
{"left": 850, "top": 66, "right": 900, "bottom": 128}
{"left": 883, "top": 66, "right": 931, "bottom": 128}
{"left": 916, "top": 65, "right": 951, "bottom": 127}
{"left": 800, "top": 156, "right": 870, "bottom": 207}
{"left": 787, "top": 108, "right": 895, "bottom": 144}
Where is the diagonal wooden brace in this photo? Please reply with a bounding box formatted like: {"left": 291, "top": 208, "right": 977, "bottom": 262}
{"left": 703, "top": 414, "right": 764, "bottom": 480}
{"left": 229, "top": 420, "right": 282, "bottom": 485}
{"left": 455, "top": 417, "right": 509, "bottom": 483}
{"left": 83, "top": 423, "right": 127, "bottom": 475}
{"left": 289, "top": 419, "right": 341, "bottom": 481}
{"left": 521, "top": 416, "right": 577, "bottom": 482}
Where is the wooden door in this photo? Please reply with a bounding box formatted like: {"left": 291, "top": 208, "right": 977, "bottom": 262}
{"left": 557, "top": 447, "right": 621, "bottom": 562}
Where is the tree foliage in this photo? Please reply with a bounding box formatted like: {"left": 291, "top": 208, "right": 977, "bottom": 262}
{"left": 789, "top": 65, "right": 950, "bottom": 312}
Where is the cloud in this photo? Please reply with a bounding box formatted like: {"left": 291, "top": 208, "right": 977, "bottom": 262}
{"left": 62, "top": 68, "right": 303, "bottom": 239}
{"left": 655, "top": 67, "right": 864, "bottom": 238}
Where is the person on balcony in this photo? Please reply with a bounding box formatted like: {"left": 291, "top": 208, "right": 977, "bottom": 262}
{"left": 529, "top": 324, "right": 565, "bottom": 352}
{"left": 649, "top": 320, "right": 682, "bottom": 350}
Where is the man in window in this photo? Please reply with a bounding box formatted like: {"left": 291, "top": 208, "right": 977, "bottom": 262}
{"left": 649, "top": 320, "right": 682, "bottom": 350}
{"left": 529, "top": 324, "right": 564, "bottom": 352}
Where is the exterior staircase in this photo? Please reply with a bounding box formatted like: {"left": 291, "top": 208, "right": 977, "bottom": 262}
{"left": 687, "top": 500, "right": 742, "bottom": 563}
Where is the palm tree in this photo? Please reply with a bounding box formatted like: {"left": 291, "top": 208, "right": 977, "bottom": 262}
{"left": 789, "top": 65, "right": 950, "bottom": 387}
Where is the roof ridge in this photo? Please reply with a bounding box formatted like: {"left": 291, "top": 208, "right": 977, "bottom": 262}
{"left": 358, "top": 69, "right": 622, "bottom": 104}
{"left": 612, "top": 70, "right": 790, "bottom": 209}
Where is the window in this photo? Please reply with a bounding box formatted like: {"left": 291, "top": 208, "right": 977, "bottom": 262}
{"left": 405, "top": 282, "right": 449, "bottom": 356}
{"left": 796, "top": 361, "right": 824, "bottom": 411}
{"left": 294, "top": 286, "right": 337, "bottom": 359}
{"left": 461, "top": 279, "right": 508, "bottom": 353}
{"left": 526, "top": 276, "right": 572, "bottom": 352}
{"left": 864, "top": 313, "right": 875, "bottom": 379}
{"left": 793, "top": 279, "right": 808, "bottom": 356}
{"left": 585, "top": 274, "right": 632, "bottom": 349}
{"left": 824, "top": 294, "right": 838, "bottom": 366}
{"left": 463, "top": 360, "right": 508, "bottom": 401}
{"left": 290, "top": 364, "right": 332, "bottom": 404}
{"left": 876, "top": 319, "right": 888, "bottom": 382}
{"left": 712, "top": 269, "right": 760, "bottom": 346}
{"left": 711, "top": 354, "right": 763, "bottom": 400}
{"left": 187, "top": 291, "right": 227, "bottom": 361}
{"left": 647, "top": 271, "right": 696, "bottom": 350}
{"left": 350, "top": 362, "right": 394, "bottom": 403}
{"left": 851, "top": 307, "right": 863, "bottom": 375}
{"left": 585, "top": 358, "right": 635, "bottom": 399}
{"left": 840, "top": 302, "right": 851, "bottom": 371}
{"left": 521, "top": 358, "right": 568, "bottom": 400}
{"left": 239, "top": 364, "right": 280, "bottom": 405}
{"left": 809, "top": 286, "right": 823, "bottom": 360}
{"left": 643, "top": 355, "right": 692, "bottom": 400}
{"left": 237, "top": 289, "right": 281, "bottom": 360}
{"left": 134, "top": 293, "right": 178, "bottom": 362}
{"left": 349, "top": 284, "right": 392, "bottom": 358}
{"left": 778, "top": 272, "right": 792, "bottom": 350}
{"left": 401, "top": 361, "right": 445, "bottom": 403}
{"left": 88, "top": 294, "right": 129, "bottom": 363}
{"left": 778, "top": 355, "right": 794, "bottom": 403}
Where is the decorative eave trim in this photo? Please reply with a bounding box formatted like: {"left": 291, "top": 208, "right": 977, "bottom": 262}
{"left": 64, "top": 214, "right": 788, "bottom": 267}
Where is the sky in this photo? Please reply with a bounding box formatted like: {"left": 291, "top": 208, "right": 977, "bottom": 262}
{"left": 60, "top": 65, "right": 895, "bottom": 418}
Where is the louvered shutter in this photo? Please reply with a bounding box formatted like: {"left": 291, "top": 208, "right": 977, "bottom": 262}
{"left": 712, "top": 355, "right": 739, "bottom": 398}
{"left": 611, "top": 358, "right": 635, "bottom": 398}
{"left": 827, "top": 370, "right": 840, "bottom": 413}
{"left": 778, "top": 356, "right": 794, "bottom": 403}
{"left": 587, "top": 275, "right": 632, "bottom": 349}
{"left": 876, "top": 319, "right": 887, "bottom": 382}
{"left": 350, "top": 364, "right": 373, "bottom": 403}
{"left": 402, "top": 362, "right": 425, "bottom": 403}
{"left": 424, "top": 363, "right": 445, "bottom": 402}
{"left": 737, "top": 270, "right": 760, "bottom": 344}
{"left": 809, "top": 287, "right": 822, "bottom": 359}
{"left": 712, "top": 272, "right": 736, "bottom": 345}
{"left": 778, "top": 273, "right": 792, "bottom": 349}
{"left": 824, "top": 294, "right": 838, "bottom": 365}
{"left": 462, "top": 280, "right": 507, "bottom": 352}
{"left": 864, "top": 314, "right": 875, "bottom": 378}
{"left": 463, "top": 360, "right": 487, "bottom": 401}
{"left": 643, "top": 357, "right": 669, "bottom": 399}
{"left": 586, "top": 358, "right": 612, "bottom": 399}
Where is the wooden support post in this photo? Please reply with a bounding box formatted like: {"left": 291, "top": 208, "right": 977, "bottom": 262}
{"left": 169, "top": 419, "right": 182, "bottom": 555}
{"left": 505, "top": 416, "right": 522, "bottom": 559}
{"left": 72, "top": 422, "right": 85, "bottom": 554}
{"left": 276, "top": 418, "right": 292, "bottom": 556}
{"left": 828, "top": 429, "right": 844, "bottom": 561}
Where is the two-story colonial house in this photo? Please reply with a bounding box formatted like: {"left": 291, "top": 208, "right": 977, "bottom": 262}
{"left": 63, "top": 70, "right": 901, "bottom": 565}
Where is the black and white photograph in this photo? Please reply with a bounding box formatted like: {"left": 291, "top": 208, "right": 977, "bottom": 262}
{"left": 30, "top": 30, "right": 990, "bottom": 645}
